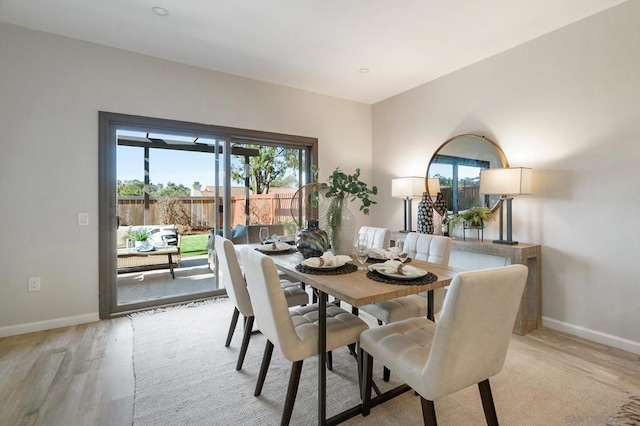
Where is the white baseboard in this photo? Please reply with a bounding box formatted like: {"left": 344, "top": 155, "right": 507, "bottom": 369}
{"left": 0, "top": 313, "right": 100, "bottom": 338}
{"left": 542, "top": 316, "right": 640, "bottom": 355}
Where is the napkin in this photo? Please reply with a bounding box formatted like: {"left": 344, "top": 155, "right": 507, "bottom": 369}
{"left": 303, "top": 251, "right": 352, "bottom": 268}
{"left": 368, "top": 260, "right": 423, "bottom": 277}
{"left": 366, "top": 247, "right": 402, "bottom": 260}
{"left": 260, "top": 241, "right": 291, "bottom": 251}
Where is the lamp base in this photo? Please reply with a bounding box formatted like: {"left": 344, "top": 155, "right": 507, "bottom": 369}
{"left": 493, "top": 239, "right": 518, "bottom": 245}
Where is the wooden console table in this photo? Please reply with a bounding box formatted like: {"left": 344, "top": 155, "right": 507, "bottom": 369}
{"left": 391, "top": 233, "right": 541, "bottom": 335}
{"left": 450, "top": 239, "right": 541, "bottom": 335}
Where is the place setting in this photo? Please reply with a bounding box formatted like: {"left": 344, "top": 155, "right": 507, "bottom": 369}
{"left": 366, "top": 259, "right": 438, "bottom": 286}
{"left": 295, "top": 251, "right": 358, "bottom": 275}
{"left": 254, "top": 227, "right": 298, "bottom": 255}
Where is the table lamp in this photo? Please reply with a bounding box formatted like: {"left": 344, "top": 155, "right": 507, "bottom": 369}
{"left": 479, "top": 167, "right": 532, "bottom": 245}
{"left": 392, "top": 177, "right": 424, "bottom": 233}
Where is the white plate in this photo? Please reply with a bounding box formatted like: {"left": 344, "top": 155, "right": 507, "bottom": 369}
{"left": 135, "top": 246, "right": 155, "bottom": 253}
{"left": 301, "top": 259, "right": 345, "bottom": 270}
{"left": 377, "top": 267, "right": 428, "bottom": 281}
{"left": 256, "top": 244, "right": 291, "bottom": 253}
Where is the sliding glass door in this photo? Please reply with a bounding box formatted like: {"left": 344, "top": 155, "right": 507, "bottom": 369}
{"left": 99, "top": 112, "right": 317, "bottom": 318}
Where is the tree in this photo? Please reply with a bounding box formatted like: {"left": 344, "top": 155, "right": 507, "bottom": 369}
{"left": 231, "top": 146, "right": 299, "bottom": 194}
{"left": 117, "top": 179, "right": 189, "bottom": 197}
{"left": 156, "top": 182, "right": 190, "bottom": 197}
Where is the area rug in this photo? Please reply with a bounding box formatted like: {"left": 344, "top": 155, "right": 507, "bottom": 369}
{"left": 130, "top": 299, "right": 634, "bottom": 425}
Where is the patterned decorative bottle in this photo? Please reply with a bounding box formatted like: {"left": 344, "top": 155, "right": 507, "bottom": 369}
{"left": 417, "top": 192, "right": 434, "bottom": 234}
{"left": 296, "top": 220, "right": 330, "bottom": 258}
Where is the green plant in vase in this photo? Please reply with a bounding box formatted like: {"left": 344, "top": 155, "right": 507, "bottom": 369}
{"left": 129, "top": 227, "right": 151, "bottom": 247}
{"left": 449, "top": 206, "right": 491, "bottom": 230}
{"left": 319, "top": 168, "right": 377, "bottom": 254}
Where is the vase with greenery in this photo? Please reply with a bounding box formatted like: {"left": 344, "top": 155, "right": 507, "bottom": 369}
{"left": 318, "top": 167, "right": 377, "bottom": 255}
{"left": 129, "top": 228, "right": 151, "bottom": 248}
{"left": 449, "top": 206, "right": 491, "bottom": 230}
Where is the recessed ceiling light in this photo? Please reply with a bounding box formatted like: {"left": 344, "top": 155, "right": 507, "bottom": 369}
{"left": 359, "top": 68, "right": 370, "bottom": 74}
{"left": 152, "top": 6, "right": 168, "bottom": 16}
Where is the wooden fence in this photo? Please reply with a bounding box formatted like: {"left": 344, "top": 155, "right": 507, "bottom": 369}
{"left": 118, "top": 193, "right": 297, "bottom": 230}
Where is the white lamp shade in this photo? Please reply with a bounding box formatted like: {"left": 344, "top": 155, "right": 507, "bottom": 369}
{"left": 479, "top": 167, "right": 532, "bottom": 195}
{"left": 426, "top": 178, "right": 440, "bottom": 196}
{"left": 392, "top": 177, "right": 424, "bottom": 199}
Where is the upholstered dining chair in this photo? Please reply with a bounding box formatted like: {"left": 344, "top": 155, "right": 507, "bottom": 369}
{"left": 359, "top": 232, "right": 452, "bottom": 381}
{"left": 360, "top": 232, "right": 452, "bottom": 324}
{"left": 241, "top": 247, "right": 369, "bottom": 426}
{"left": 358, "top": 226, "right": 391, "bottom": 249}
{"left": 215, "top": 236, "right": 309, "bottom": 371}
{"left": 360, "top": 265, "right": 528, "bottom": 425}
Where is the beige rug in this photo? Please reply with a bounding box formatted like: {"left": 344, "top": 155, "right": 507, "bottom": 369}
{"left": 131, "top": 299, "right": 634, "bottom": 425}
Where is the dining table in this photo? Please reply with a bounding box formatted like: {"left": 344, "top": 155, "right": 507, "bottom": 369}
{"left": 258, "top": 247, "right": 462, "bottom": 425}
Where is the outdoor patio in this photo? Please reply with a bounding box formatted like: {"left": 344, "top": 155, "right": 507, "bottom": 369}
{"left": 117, "top": 254, "right": 218, "bottom": 305}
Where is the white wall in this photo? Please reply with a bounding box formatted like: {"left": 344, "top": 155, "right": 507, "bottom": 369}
{"left": 372, "top": 1, "right": 640, "bottom": 352}
{"left": 0, "top": 23, "right": 372, "bottom": 334}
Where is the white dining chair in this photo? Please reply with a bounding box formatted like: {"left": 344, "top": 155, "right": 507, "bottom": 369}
{"left": 241, "top": 247, "right": 369, "bottom": 426}
{"left": 359, "top": 232, "right": 451, "bottom": 381}
{"left": 215, "top": 236, "right": 309, "bottom": 371}
{"left": 360, "top": 232, "right": 451, "bottom": 324}
{"left": 358, "top": 226, "right": 391, "bottom": 249}
{"left": 360, "top": 265, "right": 528, "bottom": 425}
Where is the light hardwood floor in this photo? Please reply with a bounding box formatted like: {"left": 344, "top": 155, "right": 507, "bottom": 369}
{"left": 1, "top": 313, "right": 639, "bottom": 425}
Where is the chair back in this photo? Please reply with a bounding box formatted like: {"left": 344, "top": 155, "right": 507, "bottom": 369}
{"left": 215, "top": 236, "right": 253, "bottom": 317}
{"left": 358, "top": 226, "right": 390, "bottom": 249}
{"left": 421, "top": 265, "right": 527, "bottom": 400}
{"left": 240, "top": 248, "right": 300, "bottom": 359}
{"left": 403, "top": 232, "right": 451, "bottom": 265}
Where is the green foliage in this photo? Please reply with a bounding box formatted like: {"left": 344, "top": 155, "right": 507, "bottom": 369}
{"left": 320, "top": 168, "right": 378, "bottom": 215}
{"left": 230, "top": 146, "right": 300, "bottom": 194}
{"left": 449, "top": 206, "right": 491, "bottom": 229}
{"left": 129, "top": 228, "right": 151, "bottom": 241}
{"left": 117, "top": 180, "right": 190, "bottom": 197}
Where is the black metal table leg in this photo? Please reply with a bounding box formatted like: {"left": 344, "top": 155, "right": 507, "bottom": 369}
{"left": 319, "top": 290, "right": 327, "bottom": 424}
{"left": 427, "top": 289, "right": 434, "bottom": 321}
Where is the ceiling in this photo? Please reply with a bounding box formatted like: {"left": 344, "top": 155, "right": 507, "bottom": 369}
{"left": 0, "top": 0, "right": 628, "bottom": 104}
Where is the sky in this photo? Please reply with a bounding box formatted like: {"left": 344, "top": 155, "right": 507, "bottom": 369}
{"left": 117, "top": 145, "right": 220, "bottom": 189}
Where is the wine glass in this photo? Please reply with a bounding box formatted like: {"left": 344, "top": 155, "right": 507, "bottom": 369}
{"left": 355, "top": 234, "right": 369, "bottom": 270}
{"left": 396, "top": 238, "right": 404, "bottom": 254}
{"left": 259, "top": 227, "right": 270, "bottom": 245}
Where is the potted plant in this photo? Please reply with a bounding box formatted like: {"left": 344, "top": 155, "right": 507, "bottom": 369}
{"left": 318, "top": 167, "right": 377, "bottom": 254}
{"left": 449, "top": 206, "right": 491, "bottom": 230}
{"left": 129, "top": 227, "right": 151, "bottom": 248}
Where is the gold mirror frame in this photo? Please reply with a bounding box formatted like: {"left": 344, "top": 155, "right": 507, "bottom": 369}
{"left": 426, "top": 134, "right": 508, "bottom": 213}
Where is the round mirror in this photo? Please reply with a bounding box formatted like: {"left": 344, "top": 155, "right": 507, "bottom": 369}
{"left": 427, "top": 134, "right": 508, "bottom": 213}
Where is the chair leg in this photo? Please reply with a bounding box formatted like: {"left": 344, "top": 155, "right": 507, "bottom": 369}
{"left": 420, "top": 398, "right": 437, "bottom": 426}
{"left": 377, "top": 319, "right": 383, "bottom": 326}
{"left": 281, "top": 360, "right": 303, "bottom": 426}
{"left": 327, "top": 350, "right": 333, "bottom": 371}
{"left": 347, "top": 343, "right": 357, "bottom": 358}
{"left": 383, "top": 366, "right": 390, "bottom": 382}
{"left": 236, "top": 316, "right": 254, "bottom": 370}
{"left": 478, "top": 379, "right": 498, "bottom": 426}
{"left": 361, "top": 350, "right": 373, "bottom": 416}
{"left": 254, "top": 340, "right": 274, "bottom": 397}
{"left": 225, "top": 307, "right": 240, "bottom": 347}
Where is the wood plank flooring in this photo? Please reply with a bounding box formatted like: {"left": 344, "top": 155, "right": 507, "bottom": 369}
{"left": 1, "top": 314, "right": 638, "bottom": 425}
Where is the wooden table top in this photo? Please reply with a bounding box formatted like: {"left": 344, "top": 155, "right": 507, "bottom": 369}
{"left": 117, "top": 246, "right": 178, "bottom": 257}
{"left": 267, "top": 251, "right": 462, "bottom": 307}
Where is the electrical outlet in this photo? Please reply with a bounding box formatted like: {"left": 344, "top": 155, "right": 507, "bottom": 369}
{"left": 28, "top": 277, "right": 41, "bottom": 292}
{"left": 78, "top": 212, "right": 89, "bottom": 226}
